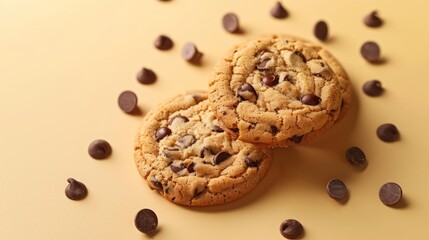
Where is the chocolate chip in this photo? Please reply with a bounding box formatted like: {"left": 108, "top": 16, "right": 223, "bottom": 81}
{"left": 168, "top": 115, "right": 189, "bottom": 125}
{"left": 212, "top": 125, "right": 224, "bottom": 133}
{"left": 170, "top": 163, "right": 184, "bottom": 173}
{"left": 222, "top": 13, "right": 240, "bottom": 33}
{"left": 270, "top": 125, "right": 278, "bottom": 135}
{"left": 301, "top": 94, "right": 321, "bottom": 106}
{"left": 346, "top": 146, "right": 367, "bottom": 167}
{"left": 360, "top": 41, "right": 381, "bottom": 63}
{"left": 65, "top": 178, "right": 88, "bottom": 200}
{"left": 118, "top": 90, "right": 138, "bottom": 113}
{"left": 162, "top": 147, "right": 181, "bottom": 159}
{"left": 363, "top": 80, "right": 383, "bottom": 96}
{"left": 257, "top": 59, "right": 270, "bottom": 70}
{"left": 245, "top": 158, "right": 260, "bottom": 168}
{"left": 177, "top": 134, "right": 196, "bottom": 148}
{"left": 136, "top": 68, "right": 157, "bottom": 84}
{"left": 187, "top": 162, "right": 195, "bottom": 173}
{"left": 88, "top": 139, "right": 112, "bottom": 160}
{"left": 150, "top": 177, "right": 163, "bottom": 191}
{"left": 327, "top": 179, "right": 348, "bottom": 200}
{"left": 199, "top": 147, "right": 211, "bottom": 158}
{"left": 280, "top": 219, "right": 304, "bottom": 239}
{"left": 290, "top": 135, "right": 303, "bottom": 144}
{"left": 237, "top": 83, "right": 258, "bottom": 103}
{"left": 182, "top": 43, "right": 203, "bottom": 64}
{"left": 377, "top": 123, "right": 400, "bottom": 142}
{"left": 313, "top": 20, "right": 328, "bottom": 41}
{"left": 155, "top": 127, "right": 172, "bottom": 141}
{"left": 271, "top": 1, "right": 288, "bottom": 19}
{"left": 294, "top": 51, "right": 307, "bottom": 63}
{"left": 154, "top": 35, "right": 173, "bottom": 50}
{"left": 213, "top": 151, "right": 231, "bottom": 165}
{"left": 364, "top": 11, "right": 383, "bottom": 28}
{"left": 379, "top": 182, "right": 402, "bottom": 206}
{"left": 262, "top": 74, "right": 279, "bottom": 87}
{"left": 135, "top": 209, "right": 158, "bottom": 234}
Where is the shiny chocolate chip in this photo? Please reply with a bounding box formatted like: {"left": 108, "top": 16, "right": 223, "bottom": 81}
{"left": 151, "top": 177, "right": 163, "bottom": 191}
{"left": 222, "top": 13, "right": 240, "bottom": 33}
{"left": 135, "top": 209, "right": 158, "bottom": 234}
{"left": 168, "top": 115, "right": 189, "bottom": 125}
{"left": 262, "top": 74, "right": 279, "bottom": 87}
{"left": 364, "top": 11, "right": 383, "bottom": 28}
{"left": 170, "top": 163, "right": 184, "bottom": 173}
{"left": 245, "top": 158, "right": 260, "bottom": 168}
{"left": 257, "top": 59, "right": 270, "bottom": 70}
{"left": 327, "top": 179, "right": 348, "bottom": 200}
{"left": 294, "top": 51, "right": 307, "bottom": 63}
{"left": 213, "top": 151, "right": 231, "bottom": 165}
{"left": 177, "top": 134, "right": 196, "bottom": 148}
{"left": 314, "top": 20, "right": 329, "bottom": 41}
{"left": 182, "top": 43, "right": 203, "bottom": 64}
{"left": 360, "top": 41, "right": 381, "bottom": 63}
{"left": 88, "top": 139, "right": 112, "bottom": 160}
{"left": 280, "top": 219, "right": 304, "bottom": 239}
{"left": 271, "top": 1, "right": 288, "bottom": 19}
{"left": 162, "top": 147, "right": 181, "bottom": 159}
{"left": 212, "top": 125, "right": 224, "bottom": 133}
{"left": 118, "top": 90, "right": 138, "bottom": 113}
{"left": 154, "top": 35, "right": 173, "bottom": 50}
{"left": 379, "top": 182, "right": 402, "bottom": 206}
{"left": 346, "top": 146, "right": 367, "bottom": 167}
{"left": 155, "top": 127, "right": 171, "bottom": 141}
{"left": 363, "top": 80, "right": 383, "bottom": 96}
{"left": 199, "top": 147, "right": 211, "bottom": 158}
{"left": 377, "top": 123, "right": 400, "bottom": 142}
{"left": 237, "top": 83, "right": 258, "bottom": 102}
{"left": 187, "top": 162, "right": 195, "bottom": 173}
{"left": 136, "top": 68, "right": 157, "bottom": 84}
{"left": 301, "top": 94, "right": 321, "bottom": 106}
{"left": 65, "top": 178, "right": 88, "bottom": 201}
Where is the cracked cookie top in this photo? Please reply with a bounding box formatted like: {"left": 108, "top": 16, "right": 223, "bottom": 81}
{"left": 209, "top": 35, "right": 343, "bottom": 146}
{"left": 134, "top": 92, "right": 272, "bottom": 206}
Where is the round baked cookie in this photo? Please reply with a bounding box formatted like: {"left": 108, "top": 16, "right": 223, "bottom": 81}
{"left": 134, "top": 92, "right": 272, "bottom": 206}
{"left": 209, "top": 35, "right": 345, "bottom": 146}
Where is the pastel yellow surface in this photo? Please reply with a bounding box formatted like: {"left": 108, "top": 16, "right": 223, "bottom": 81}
{"left": 1, "top": 0, "right": 428, "bottom": 239}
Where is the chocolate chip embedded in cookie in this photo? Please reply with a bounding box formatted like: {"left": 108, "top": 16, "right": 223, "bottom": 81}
{"left": 134, "top": 92, "right": 272, "bottom": 206}
{"left": 209, "top": 35, "right": 345, "bottom": 146}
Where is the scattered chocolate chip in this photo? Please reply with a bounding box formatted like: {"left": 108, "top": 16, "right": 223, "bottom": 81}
{"left": 135, "top": 209, "right": 158, "bottom": 234}
{"left": 262, "top": 74, "right": 279, "bottom": 87}
{"left": 270, "top": 125, "right": 278, "bottom": 135}
{"left": 360, "top": 41, "right": 381, "bottom": 63}
{"left": 187, "top": 162, "right": 195, "bottom": 173}
{"left": 222, "top": 13, "right": 240, "bottom": 33}
{"left": 346, "top": 146, "right": 367, "bottom": 167}
{"left": 364, "top": 11, "right": 383, "bottom": 28}
{"left": 293, "top": 51, "right": 307, "bottom": 63}
{"left": 237, "top": 83, "right": 258, "bottom": 102}
{"left": 170, "top": 163, "right": 184, "bottom": 173}
{"left": 327, "top": 179, "right": 348, "bottom": 200}
{"left": 136, "top": 68, "right": 157, "bottom": 84}
{"left": 162, "top": 147, "right": 181, "bottom": 159}
{"left": 245, "top": 158, "right": 260, "bottom": 168}
{"left": 290, "top": 135, "right": 303, "bottom": 144}
{"left": 377, "top": 123, "right": 400, "bottom": 142}
{"left": 168, "top": 115, "right": 189, "bottom": 125}
{"left": 271, "top": 1, "right": 288, "bottom": 19}
{"left": 301, "top": 94, "right": 321, "bottom": 106}
{"left": 154, "top": 35, "right": 173, "bottom": 50}
{"left": 182, "top": 43, "right": 203, "bottom": 64}
{"left": 88, "top": 139, "right": 112, "bottom": 160}
{"left": 379, "top": 182, "right": 402, "bottom": 206}
{"left": 177, "top": 134, "right": 196, "bottom": 148}
{"left": 65, "top": 178, "right": 88, "bottom": 200}
{"left": 118, "top": 90, "right": 138, "bottom": 113}
{"left": 280, "top": 219, "right": 304, "bottom": 239}
{"left": 155, "top": 127, "right": 172, "bottom": 141}
{"left": 212, "top": 125, "right": 224, "bottom": 133}
{"left": 313, "top": 20, "right": 329, "bottom": 41}
{"left": 257, "top": 59, "right": 270, "bottom": 70}
{"left": 213, "top": 151, "right": 231, "bottom": 165}
{"left": 151, "top": 177, "right": 163, "bottom": 191}
{"left": 363, "top": 80, "right": 384, "bottom": 96}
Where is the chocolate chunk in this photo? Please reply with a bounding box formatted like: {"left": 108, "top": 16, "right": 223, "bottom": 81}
{"left": 346, "top": 146, "right": 367, "bottom": 167}
{"left": 213, "top": 151, "right": 231, "bottom": 165}
{"left": 222, "top": 13, "right": 240, "bottom": 33}
{"left": 327, "top": 179, "right": 348, "bottom": 200}
{"left": 257, "top": 59, "right": 270, "bottom": 70}
{"left": 88, "top": 139, "right": 112, "bottom": 160}
{"left": 162, "top": 147, "right": 181, "bottom": 159}
{"left": 151, "top": 177, "right": 163, "bottom": 191}
{"left": 135, "top": 209, "right": 158, "bottom": 234}
{"left": 364, "top": 11, "right": 383, "bottom": 28}
{"left": 155, "top": 127, "right": 172, "bottom": 141}
{"left": 290, "top": 135, "right": 303, "bottom": 144}
{"left": 377, "top": 123, "right": 400, "bottom": 142}
{"left": 181, "top": 43, "right": 203, "bottom": 64}
{"left": 313, "top": 20, "right": 329, "bottom": 41}
{"left": 270, "top": 125, "right": 278, "bottom": 135}
{"left": 212, "top": 125, "right": 224, "bottom": 133}
{"left": 294, "top": 51, "right": 307, "bottom": 63}
{"left": 360, "top": 41, "right": 381, "bottom": 63}
{"left": 65, "top": 178, "right": 88, "bottom": 200}
{"left": 168, "top": 115, "right": 189, "bottom": 125}
{"left": 199, "top": 147, "right": 211, "bottom": 158}
{"left": 280, "top": 219, "right": 304, "bottom": 239}
{"left": 187, "top": 162, "right": 195, "bottom": 173}
{"left": 118, "top": 90, "right": 138, "bottom": 113}
{"left": 177, "top": 134, "right": 196, "bottom": 148}
{"left": 170, "top": 163, "right": 184, "bottom": 173}
{"left": 245, "top": 158, "right": 260, "bottom": 168}
{"left": 379, "top": 182, "right": 402, "bottom": 206}
{"left": 237, "top": 83, "right": 258, "bottom": 102}
{"left": 301, "top": 94, "right": 321, "bottom": 106}
{"left": 136, "top": 68, "right": 157, "bottom": 84}
{"left": 270, "top": 1, "right": 288, "bottom": 19}
{"left": 262, "top": 74, "right": 279, "bottom": 87}
{"left": 363, "top": 80, "right": 383, "bottom": 96}
{"left": 154, "top": 35, "right": 173, "bottom": 50}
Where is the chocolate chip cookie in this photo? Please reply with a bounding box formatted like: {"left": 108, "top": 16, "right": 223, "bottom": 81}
{"left": 209, "top": 35, "right": 350, "bottom": 146}
{"left": 134, "top": 92, "right": 272, "bottom": 206}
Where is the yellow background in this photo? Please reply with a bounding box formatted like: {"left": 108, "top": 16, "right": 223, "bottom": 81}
{"left": 1, "top": 0, "right": 428, "bottom": 239}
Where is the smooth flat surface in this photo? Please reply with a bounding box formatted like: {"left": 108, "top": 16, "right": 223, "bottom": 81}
{"left": 1, "top": 0, "right": 428, "bottom": 239}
